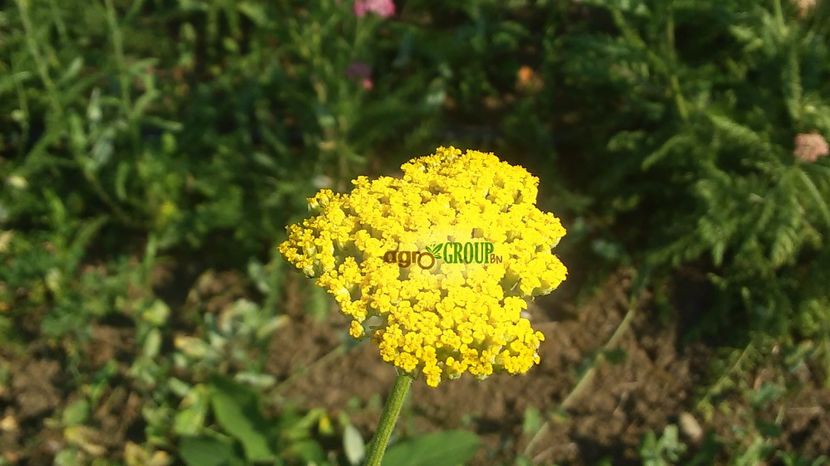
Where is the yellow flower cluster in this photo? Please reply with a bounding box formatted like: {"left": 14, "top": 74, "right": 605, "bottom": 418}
{"left": 279, "top": 147, "right": 567, "bottom": 387}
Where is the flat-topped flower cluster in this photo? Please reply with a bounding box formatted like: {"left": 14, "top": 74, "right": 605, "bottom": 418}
{"left": 279, "top": 147, "right": 567, "bottom": 386}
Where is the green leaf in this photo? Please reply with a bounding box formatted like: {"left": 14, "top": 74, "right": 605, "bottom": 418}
{"left": 641, "top": 133, "right": 693, "bottom": 170}
{"left": 174, "top": 385, "right": 209, "bottom": 435}
{"left": 179, "top": 435, "right": 243, "bottom": 466}
{"left": 284, "top": 439, "right": 326, "bottom": 463}
{"left": 383, "top": 430, "right": 480, "bottom": 466}
{"left": 210, "top": 377, "right": 274, "bottom": 462}
{"left": 142, "top": 299, "right": 170, "bottom": 327}
{"left": 281, "top": 407, "right": 325, "bottom": 441}
{"left": 62, "top": 399, "right": 90, "bottom": 426}
{"left": 143, "top": 328, "right": 162, "bottom": 358}
{"left": 522, "top": 407, "right": 541, "bottom": 435}
{"left": 237, "top": 2, "right": 269, "bottom": 26}
{"left": 343, "top": 423, "right": 365, "bottom": 465}
{"left": 707, "top": 113, "right": 769, "bottom": 153}
{"left": 427, "top": 244, "right": 443, "bottom": 257}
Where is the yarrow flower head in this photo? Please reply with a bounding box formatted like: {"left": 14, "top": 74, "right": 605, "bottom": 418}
{"left": 279, "top": 147, "right": 567, "bottom": 387}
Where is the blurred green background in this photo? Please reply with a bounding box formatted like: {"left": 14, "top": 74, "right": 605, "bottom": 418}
{"left": 1, "top": 0, "right": 830, "bottom": 465}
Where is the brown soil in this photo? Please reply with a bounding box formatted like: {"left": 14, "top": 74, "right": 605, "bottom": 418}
{"left": 0, "top": 323, "right": 142, "bottom": 465}
{"left": 778, "top": 387, "right": 830, "bottom": 454}
{"left": 2, "top": 269, "right": 828, "bottom": 465}
{"left": 265, "top": 270, "right": 830, "bottom": 465}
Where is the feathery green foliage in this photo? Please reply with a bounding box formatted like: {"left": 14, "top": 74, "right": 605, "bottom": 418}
{"left": 2, "top": 0, "right": 830, "bottom": 464}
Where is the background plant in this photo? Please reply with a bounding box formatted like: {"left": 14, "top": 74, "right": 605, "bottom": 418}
{"left": 1, "top": 0, "right": 829, "bottom": 464}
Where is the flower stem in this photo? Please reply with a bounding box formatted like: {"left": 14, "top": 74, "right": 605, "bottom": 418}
{"left": 365, "top": 373, "right": 412, "bottom": 466}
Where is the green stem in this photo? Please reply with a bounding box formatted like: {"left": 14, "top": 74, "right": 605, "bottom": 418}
{"left": 104, "top": 0, "right": 141, "bottom": 153}
{"left": 365, "top": 373, "right": 412, "bottom": 466}
{"left": 773, "top": 0, "right": 785, "bottom": 29}
{"left": 666, "top": 10, "right": 689, "bottom": 122}
{"left": 16, "top": 0, "right": 62, "bottom": 116}
{"left": 104, "top": 0, "right": 131, "bottom": 113}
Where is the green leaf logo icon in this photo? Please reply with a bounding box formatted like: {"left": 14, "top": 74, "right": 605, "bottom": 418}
{"left": 426, "top": 244, "right": 442, "bottom": 258}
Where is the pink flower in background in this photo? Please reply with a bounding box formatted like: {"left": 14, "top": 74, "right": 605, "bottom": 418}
{"left": 353, "top": 0, "right": 395, "bottom": 18}
{"left": 346, "top": 62, "right": 374, "bottom": 91}
{"left": 794, "top": 0, "right": 817, "bottom": 17}
{"left": 346, "top": 62, "right": 371, "bottom": 79}
{"left": 794, "top": 132, "right": 829, "bottom": 163}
